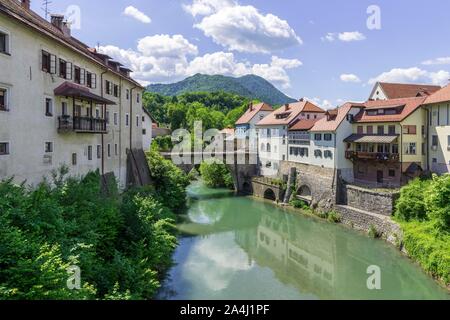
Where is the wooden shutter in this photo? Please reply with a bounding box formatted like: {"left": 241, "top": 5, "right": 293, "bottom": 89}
{"left": 92, "top": 74, "right": 97, "bottom": 89}
{"left": 80, "top": 68, "right": 85, "bottom": 85}
{"left": 66, "top": 62, "right": 73, "bottom": 80}
{"left": 50, "top": 54, "right": 57, "bottom": 74}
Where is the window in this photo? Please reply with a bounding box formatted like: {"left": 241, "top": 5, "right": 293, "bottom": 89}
{"left": 422, "top": 125, "right": 425, "bottom": 136}
{"left": 388, "top": 125, "right": 396, "bottom": 135}
{"left": 314, "top": 134, "right": 322, "bottom": 141}
{"left": 324, "top": 150, "right": 333, "bottom": 159}
{"left": 59, "top": 59, "right": 67, "bottom": 78}
{"left": 137, "top": 93, "right": 140, "bottom": 103}
{"left": 403, "top": 125, "right": 417, "bottom": 135}
{"left": 142, "top": 115, "right": 145, "bottom": 122}
{"left": 392, "top": 144, "right": 399, "bottom": 154}
{"left": 74, "top": 66, "right": 81, "bottom": 84}
{"left": 114, "top": 112, "right": 118, "bottom": 125}
{"left": 432, "top": 135, "right": 438, "bottom": 148}
{"left": 357, "top": 126, "right": 363, "bottom": 134}
{"left": 114, "top": 144, "right": 118, "bottom": 156}
{"left": 45, "top": 98, "right": 53, "bottom": 117}
{"left": 62, "top": 102, "right": 68, "bottom": 116}
{"left": 113, "top": 84, "right": 119, "bottom": 97}
{"left": 0, "top": 142, "right": 9, "bottom": 155}
{"left": 105, "top": 111, "right": 110, "bottom": 124}
{"left": 107, "top": 144, "right": 111, "bottom": 158}
{"left": 126, "top": 89, "right": 130, "bottom": 100}
{"left": 143, "top": 129, "right": 147, "bottom": 135}
{"left": 136, "top": 115, "right": 139, "bottom": 127}
{"left": 389, "top": 169, "right": 396, "bottom": 177}
{"left": 324, "top": 134, "right": 332, "bottom": 141}
{"left": 0, "top": 31, "right": 9, "bottom": 54}
{"left": 0, "top": 87, "right": 8, "bottom": 111}
{"left": 448, "top": 135, "right": 450, "bottom": 149}
{"left": 66, "top": 62, "right": 73, "bottom": 80}
{"left": 44, "top": 142, "right": 53, "bottom": 153}
{"left": 404, "top": 143, "right": 417, "bottom": 155}
{"left": 432, "top": 158, "right": 437, "bottom": 164}
{"left": 41, "top": 50, "right": 56, "bottom": 74}
{"left": 266, "top": 143, "right": 271, "bottom": 152}
{"left": 105, "top": 80, "right": 111, "bottom": 95}
{"left": 97, "top": 145, "right": 101, "bottom": 159}
{"left": 367, "top": 126, "right": 373, "bottom": 134}
{"left": 72, "top": 153, "right": 77, "bottom": 166}
{"left": 95, "top": 108, "right": 100, "bottom": 119}
{"left": 86, "top": 72, "right": 95, "bottom": 88}
{"left": 314, "top": 150, "right": 323, "bottom": 158}
{"left": 377, "top": 126, "right": 385, "bottom": 135}
{"left": 307, "top": 114, "right": 310, "bottom": 120}
{"left": 367, "top": 110, "right": 377, "bottom": 116}
{"left": 87, "top": 145, "right": 92, "bottom": 160}
{"left": 125, "top": 114, "right": 129, "bottom": 126}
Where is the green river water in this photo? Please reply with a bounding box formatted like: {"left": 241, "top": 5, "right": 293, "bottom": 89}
{"left": 158, "top": 181, "right": 449, "bottom": 300}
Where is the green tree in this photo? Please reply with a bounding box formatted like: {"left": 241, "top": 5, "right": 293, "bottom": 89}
{"left": 199, "top": 160, "right": 234, "bottom": 189}
{"left": 395, "top": 178, "right": 428, "bottom": 221}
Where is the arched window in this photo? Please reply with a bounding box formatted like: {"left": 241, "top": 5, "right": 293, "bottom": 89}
{"left": 267, "top": 143, "right": 271, "bottom": 152}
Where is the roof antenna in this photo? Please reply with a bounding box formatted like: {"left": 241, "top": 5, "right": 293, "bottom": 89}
{"left": 41, "top": 0, "right": 52, "bottom": 20}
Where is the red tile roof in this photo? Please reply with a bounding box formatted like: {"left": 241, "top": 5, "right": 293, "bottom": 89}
{"left": 289, "top": 119, "right": 319, "bottom": 131}
{"left": 257, "top": 100, "right": 325, "bottom": 126}
{"left": 235, "top": 103, "right": 273, "bottom": 125}
{"left": 310, "top": 103, "right": 364, "bottom": 132}
{"left": 373, "top": 82, "right": 441, "bottom": 99}
{"left": 0, "top": 0, "right": 143, "bottom": 88}
{"left": 424, "top": 84, "right": 450, "bottom": 105}
{"left": 354, "top": 96, "right": 426, "bottom": 123}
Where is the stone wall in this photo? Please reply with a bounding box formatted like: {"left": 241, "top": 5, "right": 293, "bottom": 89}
{"left": 335, "top": 205, "right": 403, "bottom": 246}
{"left": 251, "top": 178, "right": 285, "bottom": 202}
{"left": 279, "top": 161, "right": 337, "bottom": 211}
{"left": 344, "top": 184, "right": 399, "bottom": 216}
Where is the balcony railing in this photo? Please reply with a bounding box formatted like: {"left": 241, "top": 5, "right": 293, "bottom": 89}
{"left": 345, "top": 151, "right": 399, "bottom": 161}
{"left": 58, "top": 116, "right": 107, "bottom": 134}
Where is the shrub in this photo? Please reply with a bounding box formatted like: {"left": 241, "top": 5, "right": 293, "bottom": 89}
{"left": 151, "top": 135, "right": 173, "bottom": 152}
{"left": 290, "top": 199, "right": 310, "bottom": 210}
{"left": 327, "top": 211, "right": 342, "bottom": 223}
{"left": 368, "top": 225, "right": 380, "bottom": 239}
{"left": 395, "top": 178, "right": 428, "bottom": 221}
{"left": 199, "top": 160, "right": 234, "bottom": 189}
{"left": 425, "top": 174, "right": 450, "bottom": 231}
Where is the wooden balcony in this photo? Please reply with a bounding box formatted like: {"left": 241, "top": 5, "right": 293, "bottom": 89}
{"left": 58, "top": 116, "right": 107, "bottom": 134}
{"left": 345, "top": 151, "right": 399, "bottom": 162}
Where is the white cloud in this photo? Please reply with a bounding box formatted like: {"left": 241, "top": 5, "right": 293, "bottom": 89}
{"left": 191, "top": 3, "right": 301, "bottom": 53}
{"left": 306, "top": 97, "right": 337, "bottom": 110}
{"left": 183, "top": 0, "right": 236, "bottom": 17}
{"left": 422, "top": 57, "right": 450, "bottom": 65}
{"left": 123, "top": 6, "right": 151, "bottom": 24}
{"left": 340, "top": 73, "right": 361, "bottom": 83}
{"left": 338, "top": 31, "right": 366, "bottom": 42}
{"left": 369, "top": 67, "right": 449, "bottom": 86}
{"left": 99, "top": 37, "right": 301, "bottom": 89}
{"left": 321, "top": 32, "right": 335, "bottom": 42}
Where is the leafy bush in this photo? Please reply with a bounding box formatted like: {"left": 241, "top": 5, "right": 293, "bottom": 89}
{"left": 199, "top": 160, "right": 234, "bottom": 189}
{"left": 151, "top": 135, "right": 173, "bottom": 152}
{"left": 368, "top": 225, "right": 380, "bottom": 239}
{"left": 327, "top": 211, "right": 342, "bottom": 223}
{"left": 290, "top": 199, "right": 310, "bottom": 210}
{"left": 395, "top": 178, "right": 428, "bottom": 221}
{"left": 0, "top": 169, "right": 179, "bottom": 300}
{"left": 425, "top": 174, "right": 450, "bottom": 230}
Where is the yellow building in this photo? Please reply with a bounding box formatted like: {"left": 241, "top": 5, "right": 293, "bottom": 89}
{"left": 344, "top": 96, "right": 427, "bottom": 187}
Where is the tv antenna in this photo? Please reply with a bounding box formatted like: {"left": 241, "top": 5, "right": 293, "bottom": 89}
{"left": 41, "top": 0, "right": 53, "bottom": 20}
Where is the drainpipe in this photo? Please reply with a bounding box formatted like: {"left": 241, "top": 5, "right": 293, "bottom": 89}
{"left": 100, "top": 70, "right": 108, "bottom": 175}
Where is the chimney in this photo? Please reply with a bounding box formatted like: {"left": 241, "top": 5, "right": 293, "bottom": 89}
{"left": 249, "top": 102, "right": 253, "bottom": 111}
{"left": 21, "top": 0, "right": 31, "bottom": 10}
{"left": 285, "top": 103, "right": 290, "bottom": 111}
{"left": 299, "top": 98, "right": 304, "bottom": 102}
{"left": 51, "top": 14, "right": 64, "bottom": 30}
{"left": 62, "top": 21, "right": 72, "bottom": 37}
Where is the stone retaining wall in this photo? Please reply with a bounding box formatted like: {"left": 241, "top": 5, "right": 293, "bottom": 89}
{"left": 345, "top": 184, "right": 400, "bottom": 216}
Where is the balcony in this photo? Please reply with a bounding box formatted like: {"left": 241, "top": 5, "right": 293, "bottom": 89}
{"left": 58, "top": 115, "right": 107, "bottom": 134}
{"left": 346, "top": 151, "right": 399, "bottom": 162}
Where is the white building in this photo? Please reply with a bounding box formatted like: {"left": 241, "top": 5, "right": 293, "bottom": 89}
{"left": 235, "top": 102, "right": 273, "bottom": 139}
{"left": 0, "top": 0, "right": 144, "bottom": 188}
{"left": 142, "top": 108, "right": 154, "bottom": 152}
{"left": 256, "top": 100, "right": 325, "bottom": 177}
{"left": 369, "top": 82, "right": 441, "bottom": 101}
{"left": 423, "top": 85, "right": 450, "bottom": 174}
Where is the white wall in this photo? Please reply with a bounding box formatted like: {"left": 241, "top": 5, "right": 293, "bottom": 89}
{"left": 428, "top": 103, "right": 450, "bottom": 174}
{"left": 142, "top": 112, "right": 153, "bottom": 152}
{"left": 369, "top": 83, "right": 388, "bottom": 100}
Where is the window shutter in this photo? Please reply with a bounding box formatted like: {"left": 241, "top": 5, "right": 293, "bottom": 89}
{"left": 50, "top": 54, "right": 57, "bottom": 74}
{"left": 39, "top": 50, "right": 43, "bottom": 71}
{"left": 80, "top": 68, "right": 85, "bottom": 85}
{"left": 66, "top": 62, "right": 73, "bottom": 80}
{"left": 92, "top": 74, "right": 97, "bottom": 89}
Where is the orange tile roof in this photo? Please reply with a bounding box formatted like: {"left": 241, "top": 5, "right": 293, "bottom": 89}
{"left": 310, "top": 103, "right": 364, "bottom": 132}
{"left": 0, "top": 0, "right": 143, "bottom": 88}
{"left": 424, "top": 84, "right": 450, "bottom": 105}
{"left": 235, "top": 103, "right": 273, "bottom": 125}
{"left": 354, "top": 96, "right": 426, "bottom": 123}
{"left": 257, "top": 100, "right": 325, "bottom": 126}
{"left": 374, "top": 82, "right": 441, "bottom": 99}
{"left": 289, "top": 119, "right": 319, "bottom": 131}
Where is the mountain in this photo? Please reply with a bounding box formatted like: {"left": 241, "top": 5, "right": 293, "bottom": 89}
{"left": 147, "top": 74, "right": 297, "bottom": 106}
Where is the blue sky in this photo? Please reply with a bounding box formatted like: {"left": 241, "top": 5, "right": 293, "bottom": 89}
{"left": 32, "top": 0, "right": 450, "bottom": 108}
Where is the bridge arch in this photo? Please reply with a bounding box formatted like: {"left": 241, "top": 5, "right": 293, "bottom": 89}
{"left": 296, "top": 185, "right": 312, "bottom": 203}
{"left": 264, "top": 188, "right": 276, "bottom": 201}
{"left": 242, "top": 182, "right": 252, "bottom": 194}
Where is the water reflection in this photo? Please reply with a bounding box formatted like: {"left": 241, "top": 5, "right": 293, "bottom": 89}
{"left": 158, "top": 182, "right": 449, "bottom": 300}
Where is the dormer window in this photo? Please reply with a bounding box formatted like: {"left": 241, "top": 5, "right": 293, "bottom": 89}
{"left": 377, "top": 109, "right": 385, "bottom": 115}
{"left": 367, "top": 110, "right": 377, "bottom": 116}
{"left": 276, "top": 112, "right": 290, "bottom": 119}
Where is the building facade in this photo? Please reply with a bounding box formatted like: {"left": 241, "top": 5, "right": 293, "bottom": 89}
{"left": 235, "top": 102, "right": 273, "bottom": 139}
{"left": 141, "top": 108, "right": 154, "bottom": 152}
{"left": 0, "top": 0, "right": 144, "bottom": 188}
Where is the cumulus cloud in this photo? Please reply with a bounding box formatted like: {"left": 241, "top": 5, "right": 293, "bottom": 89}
{"left": 369, "top": 67, "right": 449, "bottom": 86}
{"left": 123, "top": 6, "right": 151, "bottom": 24}
{"left": 340, "top": 73, "right": 361, "bottom": 83}
{"left": 305, "top": 97, "right": 337, "bottom": 110}
{"left": 422, "top": 57, "right": 450, "bottom": 65}
{"left": 186, "top": 1, "right": 301, "bottom": 53}
{"left": 322, "top": 31, "right": 365, "bottom": 42}
{"left": 182, "top": 0, "right": 236, "bottom": 17}
{"left": 99, "top": 37, "right": 301, "bottom": 88}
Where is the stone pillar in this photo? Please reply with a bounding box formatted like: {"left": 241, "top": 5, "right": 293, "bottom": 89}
{"left": 283, "top": 167, "right": 297, "bottom": 203}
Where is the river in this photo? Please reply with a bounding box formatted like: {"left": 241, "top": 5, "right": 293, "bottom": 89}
{"left": 157, "top": 181, "right": 449, "bottom": 300}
